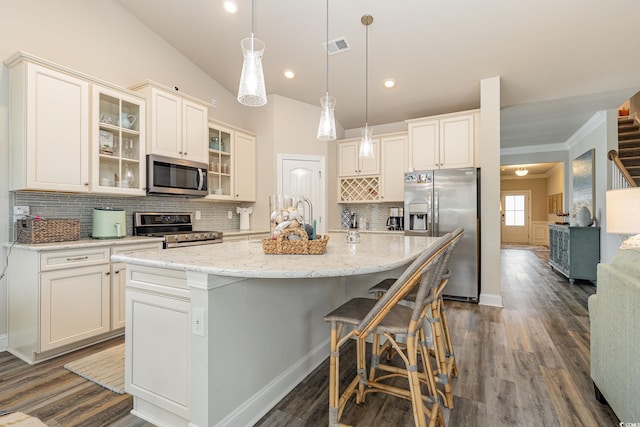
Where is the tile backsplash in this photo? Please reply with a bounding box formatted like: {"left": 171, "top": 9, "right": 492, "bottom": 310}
{"left": 339, "top": 203, "right": 404, "bottom": 231}
{"left": 10, "top": 191, "right": 248, "bottom": 240}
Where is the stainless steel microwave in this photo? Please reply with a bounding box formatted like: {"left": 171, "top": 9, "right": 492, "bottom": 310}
{"left": 146, "top": 154, "right": 208, "bottom": 197}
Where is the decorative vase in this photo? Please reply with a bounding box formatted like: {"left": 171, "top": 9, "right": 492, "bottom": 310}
{"left": 577, "top": 206, "right": 593, "bottom": 227}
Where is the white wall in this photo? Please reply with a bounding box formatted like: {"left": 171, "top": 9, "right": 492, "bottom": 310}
{"left": 250, "top": 94, "right": 343, "bottom": 233}
{"left": 546, "top": 163, "right": 564, "bottom": 223}
{"left": 566, "top": 110, "right": 620, "bottom": 263}
{"left": 479, "top": 76, "right": 502, "bottom": 307}
{"left": 0, "top": 55, "right": 8, "bottom": 349}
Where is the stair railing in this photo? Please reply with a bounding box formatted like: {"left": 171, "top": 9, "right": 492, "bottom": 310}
{"left": 608, "top": 149, "right": 637, "bottom": 189}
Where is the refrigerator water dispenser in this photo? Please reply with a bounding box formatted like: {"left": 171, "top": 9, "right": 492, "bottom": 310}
{"left": 408, "top": 203, "right": 429, "bottom": 232}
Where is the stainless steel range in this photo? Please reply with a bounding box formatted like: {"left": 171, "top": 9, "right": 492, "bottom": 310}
{"left": 133, "top": 212, "right": 223, "bottom": 248}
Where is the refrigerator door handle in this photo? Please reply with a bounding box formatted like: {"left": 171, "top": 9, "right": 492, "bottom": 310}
{"left": 427, "top": 190, "right": 433, "bottom": 234}
{"left": 434, "top": 191, "right": 439, "bottom": 236}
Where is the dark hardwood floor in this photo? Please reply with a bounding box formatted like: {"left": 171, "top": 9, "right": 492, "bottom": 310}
{"left": 256, "top": 246, "right": 620, "bottom": 426}
{"left": 0, "top": 246, "right": 620, "bottom": 426}
{"left": 0, "top": 336, "right": 150, "bottom": 427}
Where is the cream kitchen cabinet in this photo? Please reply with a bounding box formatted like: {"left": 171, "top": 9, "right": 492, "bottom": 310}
{"left": 407, "top": 110, "right": 477, "bottom": 171}
{"left": 206, "top": 122, "right": 256, "bottom": 202}
{"left": 92, "top": 85, "right": 146, "bottom": 195}
{"left": 110, "top": 242, "right": 163, "bottom": 330}
{"left": 338, "top": 138, "right": 380, "bottom": 177}
{"left": 234, "top": 131, "right": 256, "bottom": 201}
{"left": 337, "top": 133, "right": 406, "bottom": 203}
{"left": 7, "top": 240, "right": 162, "bottom": 364}
{"left": 40, "top": 261, "right": 111, "bottom": 352}
{"left": 131, "top": 80, "right": 209, "bottom": 164}
{"left": 7, "top": 52, "right": 90, "bottom": 192}
{"left": 380, "top": 134, "right": 408, "bottom": 202}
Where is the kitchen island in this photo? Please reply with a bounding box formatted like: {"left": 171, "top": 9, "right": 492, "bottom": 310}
{"left": 113, "top": 232, "right": 441, "bottom": 427}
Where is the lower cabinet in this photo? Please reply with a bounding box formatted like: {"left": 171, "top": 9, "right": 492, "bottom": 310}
{"left": 40, "top": 263, "right": 111, "bottom": 352}
{"left": 548, "top": 224, "right": 600, "bottom": 283}
{"left": 111, "top": 262, "right": 127, "bottom": 330}
{"left": 7, "top": 240, "right": 162, "bottom": 364}
{"left": 125, "top": 265, "right": 191, "bottom": 421}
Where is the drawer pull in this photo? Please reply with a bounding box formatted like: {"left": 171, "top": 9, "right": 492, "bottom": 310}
{"left": 66, "top": 256, "right": 89, "bottom": 261}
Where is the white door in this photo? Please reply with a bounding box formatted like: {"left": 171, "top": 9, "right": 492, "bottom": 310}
{"left": 501, "top": 191, "right": 530, "bottom": 243}
{"left": 278, "top": 154, "right": 326, "bottom": 234}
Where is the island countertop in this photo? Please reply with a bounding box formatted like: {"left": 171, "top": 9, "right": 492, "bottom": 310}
{"left": 112, "top": 232, "right": 441, "bottom": 279}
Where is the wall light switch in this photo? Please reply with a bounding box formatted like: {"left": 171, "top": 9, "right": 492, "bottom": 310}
{"left": 228, "top": 211, "right": 233, "bottom": 219}
{"left": 195, "top": 210, "right": 201, "bottom": 220}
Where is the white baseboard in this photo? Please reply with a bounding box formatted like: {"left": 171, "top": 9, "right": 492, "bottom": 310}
{"left": 0, "top": 334, "right": 7, "bottom": 352}
{"left": 479, "top": 292, "right": 503, "bottom": 307}
{"left": 215, "top": 337, "right": 330, "bottom": 427}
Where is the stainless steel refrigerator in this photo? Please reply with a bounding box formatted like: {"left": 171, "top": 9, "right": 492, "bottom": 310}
{"left": 404, "top": 168, "right": 480, "bottom": 302}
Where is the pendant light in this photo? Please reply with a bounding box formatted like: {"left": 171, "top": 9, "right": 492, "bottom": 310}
{"left": 359, "top": 14, "right": 374, "bottom": 159}
{"left": 237, "top": 0, "right": 267, "bottom": 107}
{"left": 317, "top": 0, "right": 337, "bottom": 141}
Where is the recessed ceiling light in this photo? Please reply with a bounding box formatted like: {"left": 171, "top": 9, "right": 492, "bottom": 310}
{"left": 383, "top": 78, "right": 396, "bottom": 89}
{"left": 223, "top": 0, "right": 238, "bottom": 14}
{"left": 283, "top": 68, "right": 296, "bottom": 79}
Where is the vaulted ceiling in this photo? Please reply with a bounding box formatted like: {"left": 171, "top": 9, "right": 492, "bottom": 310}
{"left": 117, "top": 0, "right": 640, "bottom": 149}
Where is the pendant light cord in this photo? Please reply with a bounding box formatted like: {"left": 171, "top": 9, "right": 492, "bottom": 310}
{"left": 325, "top": 0, "right": 329, "bottom": 95}
{"left": 365, "top": 19, "right": 369, "bottom": 126}
{"left": 251, "top": 0, "right": 255, "bottom": 37}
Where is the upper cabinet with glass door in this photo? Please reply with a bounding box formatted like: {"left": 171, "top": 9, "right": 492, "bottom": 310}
{"left": 207, "top": 123, "right": 233, "bottom": 199}
{"left": 91, "top": 85, "right": 146, "bottom": 195}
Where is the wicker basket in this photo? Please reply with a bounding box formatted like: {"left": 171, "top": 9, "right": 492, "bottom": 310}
{"left": 17, "top": 218, "right": 81, "bottom": 244}
{"left": 262, "top": 227, "right": 329, "bottom": 255}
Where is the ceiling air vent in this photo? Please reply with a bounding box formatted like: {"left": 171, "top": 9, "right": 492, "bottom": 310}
{"left": 323, "top": 37, "right": 350, "bottom": 55}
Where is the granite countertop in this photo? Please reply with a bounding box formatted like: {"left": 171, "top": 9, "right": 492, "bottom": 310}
{"left": 221, "top": 229, "right": 270, "bottom": 237}
{"left": 329, "top": 229, "right": 405, "bottom": 235}
{"left": 6, "top": 236, "right": 165, "bottom": 251}
{"left": 111, "top": 232, "right": 441, "bottom": 279}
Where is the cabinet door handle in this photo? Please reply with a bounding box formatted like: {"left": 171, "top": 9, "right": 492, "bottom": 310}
{"left": 66, "top": 256, "right": 89, "bottom": 261}
{"left": 114, "top": 270, "right": 120, "bottom": 274}
{"left": 105, "top": 271, "right": 111, "bottom": 276}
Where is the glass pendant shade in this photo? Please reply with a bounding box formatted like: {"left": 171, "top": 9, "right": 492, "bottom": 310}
{"left": 238, "top": 36, "right": 267, "bottom": 107}
{"left": 317, "top": 94, "right": 337, "bottom": 141}
{"left": 359, "top": 125, "right": 374, "bottom": 159}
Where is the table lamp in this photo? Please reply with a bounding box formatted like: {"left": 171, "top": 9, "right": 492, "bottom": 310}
{"left": 606, "top": 187, "right": 640, "bottom": 249}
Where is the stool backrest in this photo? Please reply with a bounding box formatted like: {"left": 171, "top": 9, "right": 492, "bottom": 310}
{"left": 355, "top": 233, "right": 454, "bottom": 336}
{"left": 410, "top": 228, "right": 463, "bottom": 322}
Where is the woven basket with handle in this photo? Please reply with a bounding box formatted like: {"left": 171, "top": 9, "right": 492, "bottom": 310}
{"left": 262, "top": 226, "right": 328, "bottom": 255}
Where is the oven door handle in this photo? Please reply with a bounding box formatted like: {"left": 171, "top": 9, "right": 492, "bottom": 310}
{"left": 197, "top": 168, "right": 205, "bottom": 191}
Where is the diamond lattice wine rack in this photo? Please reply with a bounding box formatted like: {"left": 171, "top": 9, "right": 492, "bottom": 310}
{"left": 339, "top": 177, "right": 380, "bottom": 202}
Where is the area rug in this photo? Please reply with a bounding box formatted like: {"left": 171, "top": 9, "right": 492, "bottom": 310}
{"left": 0, "top": 412, "right": 47, "bottom": 426}
{"left": 63, "top": 344, "right": 125, "bottom": 394}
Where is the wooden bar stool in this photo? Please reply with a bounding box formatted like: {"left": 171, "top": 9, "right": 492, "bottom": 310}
{"left": 324, "top": 234, "right": 454, "bottom": 427}
{"left": 366, "top": 227, "right": 464, "bottom": 409}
